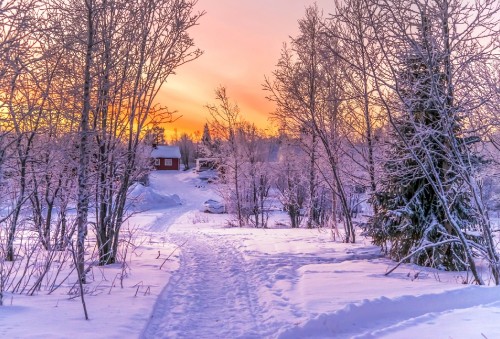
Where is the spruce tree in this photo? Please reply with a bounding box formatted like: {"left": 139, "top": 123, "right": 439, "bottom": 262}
{"left": 200, "top": 123, "right": 213, "bottom": 156}
{"left": 370, "top": 14, "right": 481, "bottom": 271}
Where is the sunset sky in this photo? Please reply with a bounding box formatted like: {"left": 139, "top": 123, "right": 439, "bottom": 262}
{"left": 158, "top": 0, "right": 333, "bottom": 139}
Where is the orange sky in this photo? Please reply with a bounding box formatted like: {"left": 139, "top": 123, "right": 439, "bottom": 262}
{"left": 158, "top": 0, "right": 334, "bottom": 140}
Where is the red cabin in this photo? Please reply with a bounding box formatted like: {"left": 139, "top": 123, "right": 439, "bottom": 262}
{"left": 151, "top": 145, "right": 181, "bottom": 170}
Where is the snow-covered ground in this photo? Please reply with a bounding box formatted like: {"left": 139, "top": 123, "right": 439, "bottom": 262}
{"left": 1, "top": 170, "right": 500, "bottom": 338}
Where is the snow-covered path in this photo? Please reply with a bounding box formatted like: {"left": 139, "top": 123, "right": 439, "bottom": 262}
{"left": 140, "top": 171, "right": 218, "bottom": 233}
{"left": 141, "top": 232, "right": 262, "bottom": 338}
{"left": 139, "top": 171, "right": 262, "bottom": 338}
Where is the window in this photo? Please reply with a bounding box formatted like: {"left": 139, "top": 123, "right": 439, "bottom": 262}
{"left": 164, "top": 159, "right": 173, "bottom": 166}
{"left": 154, "top": 158, "right": 160, "bottom": 166}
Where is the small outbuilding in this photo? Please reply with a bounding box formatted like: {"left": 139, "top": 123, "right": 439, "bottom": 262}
{"left": 195, "top": 158, "right": 219, "bottom": 172}
{"left": 151, "top": 145, "right": 181, "bottom": 171}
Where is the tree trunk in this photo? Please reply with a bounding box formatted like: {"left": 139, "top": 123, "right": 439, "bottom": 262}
{"left": 76, "top": 0, "right": 95, "bottom": 283}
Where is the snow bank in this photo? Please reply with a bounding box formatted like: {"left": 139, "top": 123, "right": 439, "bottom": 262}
{"left": 128, "top": 183, "right": 181, "bottom": 210}
{"left": 0, "top": 234, "right": 180, "bottom": 339}
{"left": 278, "top": 286, "right": 500, "bottom": 338}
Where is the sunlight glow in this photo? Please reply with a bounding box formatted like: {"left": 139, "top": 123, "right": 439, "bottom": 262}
{"left": 158, "top": 0, "right": 334, "bottom": 140}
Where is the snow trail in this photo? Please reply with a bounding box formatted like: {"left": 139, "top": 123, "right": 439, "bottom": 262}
{"left": 140, "top": 171, "right": 218, "bottom": 232}
{"left": 141, "top": 232, "right": 262, "bottom": 338}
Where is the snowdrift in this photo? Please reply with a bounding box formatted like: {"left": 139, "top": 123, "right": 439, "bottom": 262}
{"left": 278, "top": 286, "right": 500, "bottom": 338}
{"left": 127, "top": 183, "right": 181, "bottom": 210}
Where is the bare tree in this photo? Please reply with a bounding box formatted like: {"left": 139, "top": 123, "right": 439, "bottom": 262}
{"left": 274, "top": 137, "right": 307, "bottom": 228}
{"left": 207, "top": 86, "right": 248, "bottom": 227}
{"left": 0, "top": 0, "right": 57, "bottom": 261}
{"left": 326, "top": 0, "right": 383, "bottom": 215}
{"left": 239, "top": 124, "right": 272, "bottom": 228}
{"left": 46, "top": 0, "right": 203, "bottom": 268}
{"left": 208, "top": 102, "right": 273, "bottom": 228}
{"left": 90, "top": 0, "right": 204, "bottom": 265}
{"left": 265, "top": 5, "right": 356, "bottom": 241}
{"left": 178, "top": 133, "right": 195, "bottom": 170}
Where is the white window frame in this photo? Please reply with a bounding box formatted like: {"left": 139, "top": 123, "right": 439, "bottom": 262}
{"left": 154, "top": 158, "right": 160, "bottom": 166}
{"left": 164, "top": 158, "right": 173, "bottom": 166}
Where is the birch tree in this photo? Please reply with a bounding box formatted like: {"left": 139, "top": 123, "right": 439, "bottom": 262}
{"left": 239, "top": 124, "right": 272, "bottom": 228}
{"left": 0, "top": 0, "right": 54, "bottom": 261}
{"left": 178, "top": 133, "right": 195, "bottom": 170}
{"left": 275, "top": 138, "right": 307, "bottom": 228}
{"left": 326, "top": 0, "right": 382, "bottom": 215}
{"left": 207, "top": 86, "right": 248, "bottom": 227}
{"left": 265, "top": 5, "right": 356, "bottom": 241}
{"left": 49, "top": 0, "right": 203, "bottom": 268}
{"left": 90, "top": 0, "right": 203, "bottom": 265}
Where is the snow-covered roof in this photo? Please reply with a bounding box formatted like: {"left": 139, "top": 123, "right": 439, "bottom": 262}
{"left": 151, "top": 145, "right": 181, "bottom": 159}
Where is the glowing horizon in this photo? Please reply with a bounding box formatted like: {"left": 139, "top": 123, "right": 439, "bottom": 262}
{"left": 157, "top": 0, "right": 334, "bottom": 141}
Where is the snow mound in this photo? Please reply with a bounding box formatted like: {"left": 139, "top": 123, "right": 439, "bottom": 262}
{"left": 278, "top": 286, "right": 500, "bottom": 339}
{"left": 127, "top": 183, "right": 181, "bottom": 210}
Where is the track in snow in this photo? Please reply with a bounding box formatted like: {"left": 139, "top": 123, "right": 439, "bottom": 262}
{"left": 141, "top": 233, "right": 262, "bottom": 339}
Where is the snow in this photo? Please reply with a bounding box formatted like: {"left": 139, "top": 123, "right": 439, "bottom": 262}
{"left": 128, "top": 183, "right": 182, "bottom": 210}
{"left": 278, "top": 286, "right": 500, "bottom": 338}
{"left": 150, "top": 145, "right": 181, "bottom": 159}
{"left": 2, "top": 170, "right": 500, "bottom": 338}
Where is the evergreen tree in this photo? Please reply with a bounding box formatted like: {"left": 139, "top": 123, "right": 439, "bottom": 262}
{"left": 370, "top": 13, "right": 481, "bottom": 271}
{"left": 202, "top": 123, "right": 211, "bottom": 144}
{"left": 200, "top": 123, "right": 213, "bottom": 156}
{"left": 144, "top": 126, "right": 166, "bottom": 146}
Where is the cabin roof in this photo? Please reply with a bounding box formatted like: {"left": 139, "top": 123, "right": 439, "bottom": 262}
{"left": 151, "top": 145, "right": 181, "bottom": 159}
